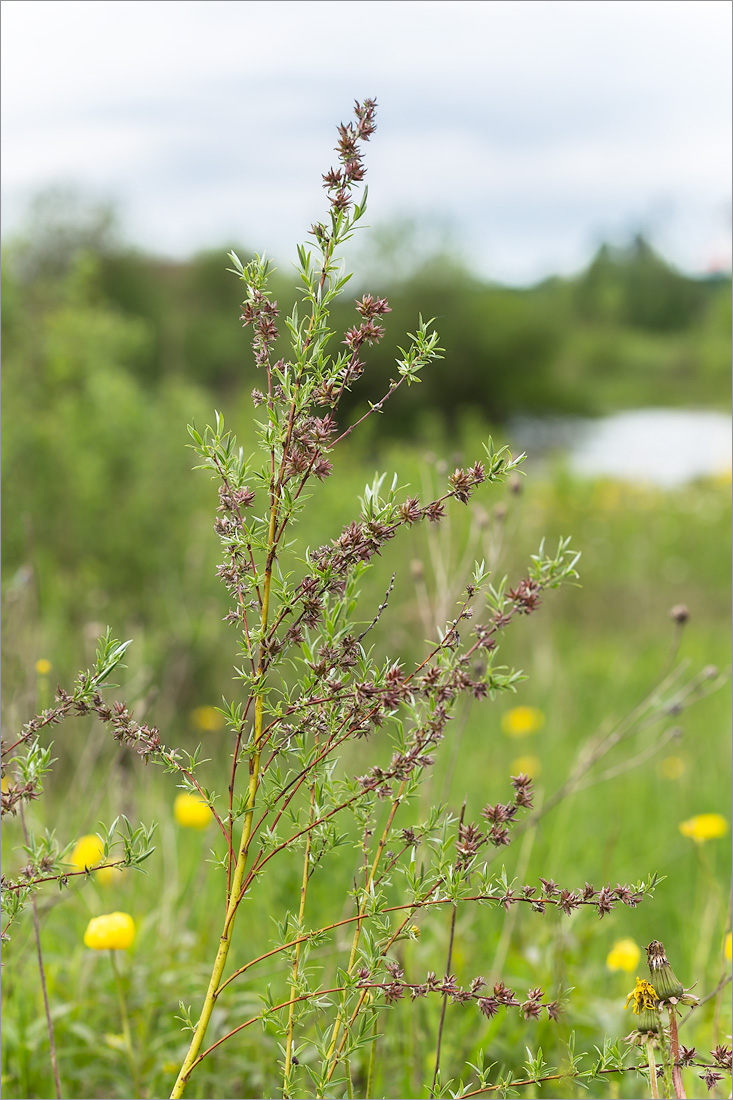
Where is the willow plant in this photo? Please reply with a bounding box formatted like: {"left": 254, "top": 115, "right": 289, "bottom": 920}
{"left": 2, "top": 97, "right": 729, "bottom": 1100}
{"left": 161, "top": 98, "right": 664, "bottom": 1100}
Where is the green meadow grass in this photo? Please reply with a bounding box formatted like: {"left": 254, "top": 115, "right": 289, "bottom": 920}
{"left": 2, "top": 444, "right": 730, "bottom": 1100}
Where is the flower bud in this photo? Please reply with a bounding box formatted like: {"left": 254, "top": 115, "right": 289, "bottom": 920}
{"left": 646, "top": 940, "right": 684, "bottom": 1001}
{"left": 635, "top": 1006, "right": 660, "bottom": 1033}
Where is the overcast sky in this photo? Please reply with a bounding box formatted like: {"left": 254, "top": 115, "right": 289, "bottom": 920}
{"left": 2, "top": 0, "right": 731, "bottom": 285}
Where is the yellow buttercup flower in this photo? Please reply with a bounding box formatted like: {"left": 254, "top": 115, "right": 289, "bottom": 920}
{"left": 511, "top": 754, "right": 541, "bottom": 778}
{"left": 501, "top": 706, "right": 544, "bottom": 737}
{"left": 84, "top": 912, "right": 135, "bottom": 950}
{"left": 190, "top": 706, "right": 224, "bottom": 732}
{"left": 174, "top": 791, "right": 213, "bottom": 829}
{"left": 35, "top": 658, "right": 52, "bottom": 676}
{"left": 70, "top": 834, "right": 115, "bottom": 884}
{"left": 678, "top": 813, "right": 728, "bottom": 843}
{"left": 606, "top": 938, "right": 641, "bottom": 973}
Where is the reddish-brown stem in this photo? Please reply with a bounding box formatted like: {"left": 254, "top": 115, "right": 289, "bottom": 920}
{"left": 668, "top": 1008, "right": 687, "bottom": 1099}
{"left": 210, "top": 451, "right": 264, "bottom": 611}
{"left": 5, "top": 859, "right": 126, "bottom": 891}
{"left": 201, "top": 976, "right": 561, "bottom": 1074}
{"left": 332, "top": 378, "right": 404, "bottom": 446}
{"left": 3, "top": 703, "right": 76, "bottom": 756}
{"left": 226, "top": 696, "right": 254, "bottom": 896}
{"left": 216, "top": 884, "right": 620, "bottom": 999}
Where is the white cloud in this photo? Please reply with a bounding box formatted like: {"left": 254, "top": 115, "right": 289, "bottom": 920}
{"left": 2, "top": 0, "right": 730, "bottom": 282}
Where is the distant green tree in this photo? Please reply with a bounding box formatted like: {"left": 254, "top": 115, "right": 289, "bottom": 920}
{"left": 575, "top": 234, "right": 708, "bottom": 331}
{"left": 328, "top": 260, "right": 569, "bottom": 431}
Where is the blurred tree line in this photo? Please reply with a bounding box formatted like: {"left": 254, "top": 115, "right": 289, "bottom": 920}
{"left": 2, "top": 190, "right": 730, "bottom": 710}
{"left": 4, "top": 190, "right": 729, "bottom": 422}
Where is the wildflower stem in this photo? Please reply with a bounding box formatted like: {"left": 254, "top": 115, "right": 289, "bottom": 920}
{"left": 170, "top": 500, "right": 278, "bottom": 1098}
{"left": 215, "top": 885, "right": 639, "bottom": 1001}
{"left": 325, "top": 887, "right": 438, "bottom": 1085}
{"left": 488, "top": 796, "right": 540, "bottom": 985}
{"left": 431, "top": 801, "right": 466, "bottom": 1097}
{"left": 320, "top": 782, "right": 407, "bottom": 1090}
{"left": 19, "top": 805, "right": 62, "bottom": 1100}
{"left": 169, "top": 800, "right": 258, "bottom": 1097}
{"left": 365, "top": 1010, "right": 379, "bottom": 1099}
{"left": 282, "top": 743, "right": 318, "bottom": 1098}
{"left": 667, "top": 1008, "right": 687, "bottom": 1099}
{"left": 646, "top": 1036, "right": 660, "bottom": 1099}
{"left": 110, "top": 949, "right": 140, "bottom": 1100}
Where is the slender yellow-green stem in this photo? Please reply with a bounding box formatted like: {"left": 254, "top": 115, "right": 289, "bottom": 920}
{"left": 431, "top": 803, "right": 466, "bottom": 1097}
{"left": 319, "top": 785, "right": 406, "bottom": 1092}
{"left": 325, "top": 901, "right": 421, "bottom": 1085}
{"left": 488, "top": 794, "right": 540, "bottom": 985}
{"left": 172, "top": 210, "right": 361, "bottom": 1099}
{"left": 110, "top": 949, "right": 140, "bottom": 1100}
{"left": 365, "top": 1009, "right": 379, "bottom": 1099}
{"left": 169, "top": 768, "right": 260, "bottom": 1097}
{"left": 282, "top": 757, "right": 317, "bottom": 1098}
{"left": 170, "top": 502, "right": 279, "bottom": 1099}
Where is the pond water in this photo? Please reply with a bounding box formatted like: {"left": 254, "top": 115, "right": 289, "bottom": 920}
{"left": 509, "top": 408, "right": 732, "bottom": 488}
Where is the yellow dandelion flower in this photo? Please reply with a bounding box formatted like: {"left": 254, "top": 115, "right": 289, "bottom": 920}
{"left": 501, "top": 706, "right": 544, "bottom": 737}
{"left": 724, "top": 932, "right": 731, "bottom": 963}
{"left": 659, "top": 755, "right": 685, "bottom": 780}
{"left": 70, "top": 834, "right": 115, "bottom": 884}
{"left": 35, "top": 658, "right": 52, "bottom": 676}
{"left": 174, "top": 791, "right": 213, "bottom": 829}
{"left": 678, "top": 813, "right": 728, "bottom": 843}
{"left": 625, "top": 976, "right": 659, "bottom": 1014}
{"left": 511, "top": 754, "right": 541, "bottom": 778}
{"left": 606, "top": 938, "right": 641, "bottom": 973}
{"left": 83, "top": 912, "right": 135, "bottom": 950}
{"left": 190, "top": 706, "right": 224, "bottom": 732}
